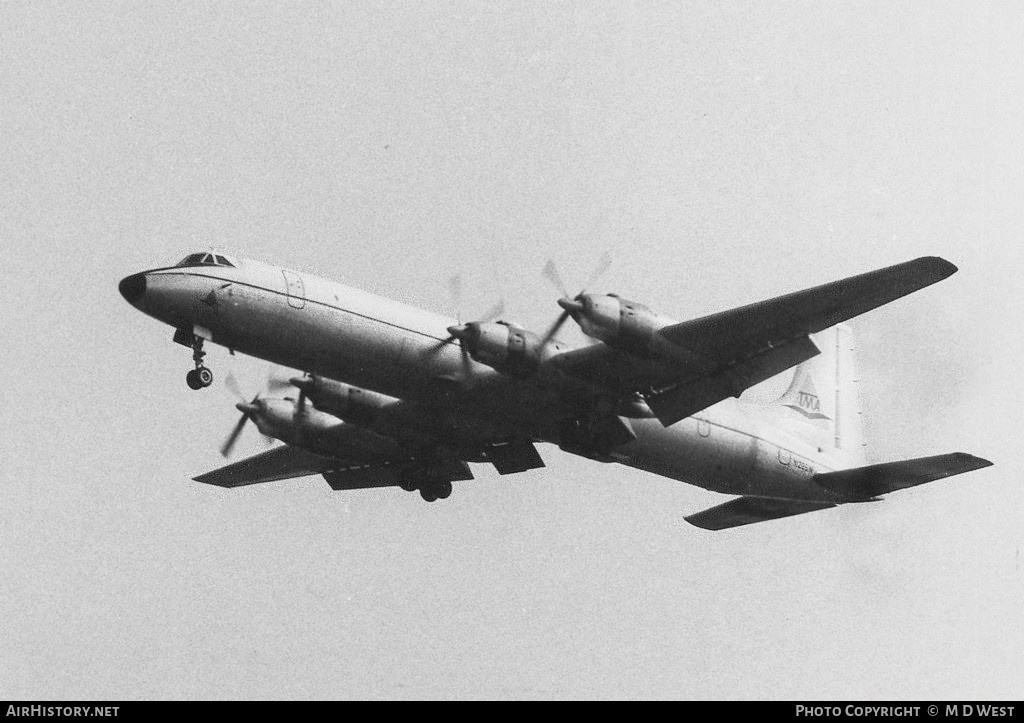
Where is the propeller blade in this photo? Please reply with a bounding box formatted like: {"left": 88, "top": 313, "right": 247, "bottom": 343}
{"left": 542, "top": 259, "right": 570, "bottom": 298}
{"left": 582, "top": 251, "right": 612, "bottom": 292}
{"left": 221, "top": 395, "right": 260, "bottom": 458}
{"left": 424, "top": 334, "right": 454, "bottom": 356}
{"left": 449, "top": 274, "right": 464, "bottom": 323}
{"left": 220, "top": 414, "right": 249, "bottom": 457}
{"left": 266, "top": 375, "right": 293, "bottom": 394}
{"left": 538, "top": 309, "right": 571, "bottom": 346}
{"left": 224, "top": 371, "right": 245, "bottom": 403}
{"left": 290, "top": 385, "right": 309, "bottom": 446}
{"left": 479, "top": 297, "right": 505, "bottom": 323}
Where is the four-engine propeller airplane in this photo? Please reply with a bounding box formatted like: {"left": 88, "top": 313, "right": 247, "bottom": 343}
{"left": 119, "top": 251, "right": 990, "bottom": 529}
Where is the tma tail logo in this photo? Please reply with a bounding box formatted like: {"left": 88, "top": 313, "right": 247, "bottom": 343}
{"left": 784, "top": 376, "right": 831, "bottom": 421}
{"left": 797, "top": 391, "right": 821, "bottom": 413}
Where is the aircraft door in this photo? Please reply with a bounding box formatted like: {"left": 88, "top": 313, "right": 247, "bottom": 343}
{"left": 282, "top": 270, "right": 306, "bottom": 309}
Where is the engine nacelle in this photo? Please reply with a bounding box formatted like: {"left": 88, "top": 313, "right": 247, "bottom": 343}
{"left": 244, "top": 397, "right": 362, "bottom": 457}
{"left": 560, "top": 293, "right": 670, "bottom": 357}
{"left": 447, "top": 320, "right": 544, "bottom": 378}
{"left": 290, "top": 376, "right": 397, "bottom": 427}
{"left": 288, "top": 376, "right": 490, "bottom": 460}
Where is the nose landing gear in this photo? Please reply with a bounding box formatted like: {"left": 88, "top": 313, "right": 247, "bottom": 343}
{"left": 186, "top": 366, "right": 214, "bottom": 390}
{"left": 176, "top": 328, "right": 214, "bottom": 390}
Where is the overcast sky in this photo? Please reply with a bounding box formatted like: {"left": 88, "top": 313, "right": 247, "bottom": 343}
{"left": 1, "top": 1, "right": 1022, "bottom": 700}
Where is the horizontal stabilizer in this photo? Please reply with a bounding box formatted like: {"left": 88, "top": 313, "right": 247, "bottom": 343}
{"left": 814, "top": 452, "right": 992, "bottom": 500}
{"left": 685, "top": 496, "right": 836, "bottom": 530}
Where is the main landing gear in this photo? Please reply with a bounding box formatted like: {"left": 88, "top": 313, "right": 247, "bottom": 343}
{"left": 418, "top": 480, "right": 453, "bottom": 503}
{"left": 183, "top": 333, "right": 213, "bottom": 390}
{"left": 399, "top": 474, "right": 453, "bottom": 502}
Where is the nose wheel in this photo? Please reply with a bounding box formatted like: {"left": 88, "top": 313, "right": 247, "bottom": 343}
{"left": 186, "top": 366, "right": 214, "bottom": 390}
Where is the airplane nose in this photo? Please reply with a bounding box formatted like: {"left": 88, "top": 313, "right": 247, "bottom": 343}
{"left": 118, "top": 273, "right": 146, "bottom": 305}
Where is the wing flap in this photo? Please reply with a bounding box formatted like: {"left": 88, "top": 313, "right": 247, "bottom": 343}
{"left": 814, "top": 452, "right": 993, "bottom": 499}
{"left": 685, "top": 496, "right": 837, "bottom": 531}
{"left": 646, "top": 334, "right": 820, "bottom": 427}
{"left": 323, "top": 457, "right": 473, "bottom": 490}
{"left": 322, "top": 464, "right": 403, "bottom": 490}
{"left": 487, "top": 440, "right": 546, "bottom": 475}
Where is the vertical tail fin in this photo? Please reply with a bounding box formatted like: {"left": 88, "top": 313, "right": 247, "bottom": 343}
{"left": 770, "top": 324, "right": 867, "bottom": 465}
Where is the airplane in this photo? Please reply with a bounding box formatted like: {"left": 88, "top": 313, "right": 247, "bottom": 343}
{"left": 118, "top": 250, "right": 991, "bottom": 530}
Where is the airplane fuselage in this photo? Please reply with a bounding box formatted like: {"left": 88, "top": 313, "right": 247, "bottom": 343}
{"left": 121, "top": 257, "right": 850, "bottom": 503}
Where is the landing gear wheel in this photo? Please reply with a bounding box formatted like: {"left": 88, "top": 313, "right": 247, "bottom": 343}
{"left": 183, "top": 333, "right": 213, "bottom": 390}
{"left": 195, "top": 366, "right": 214, "bottom": 387}
{"left": 417, "top": 480, "right": 451, "bottom": 502}
{"left": 420, "top": 487, "right": 439, "bottom": 503}
{"left": 186, "top": 367, "right": 213, "bottom": 390}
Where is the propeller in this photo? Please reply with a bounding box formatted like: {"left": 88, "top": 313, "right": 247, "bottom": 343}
{"left": 220, "top": 370, "right": 288, "bottom": 457}
{"left": 538, "top": 252, "right": 612, "bottom": 345}
{"left": 424, "top": 274, "right": 506, "bottom": 367}
{"left": 221, "top": 393, "right": 261, "bottom": 457}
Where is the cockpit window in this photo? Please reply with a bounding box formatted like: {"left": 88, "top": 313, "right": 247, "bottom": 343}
{"left": 176, "top": 252, "right": 236, "bottom": 268}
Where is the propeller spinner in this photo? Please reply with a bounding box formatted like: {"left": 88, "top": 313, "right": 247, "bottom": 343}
{"left": 220, "top": 370, "right": 303, "bottom": 457}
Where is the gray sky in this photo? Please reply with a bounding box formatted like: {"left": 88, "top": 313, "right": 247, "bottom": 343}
{"left": 1, "top": 1, "right": 1021, "bottom": 700}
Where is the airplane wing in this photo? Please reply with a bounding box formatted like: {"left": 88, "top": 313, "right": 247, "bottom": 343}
{"left": 553, "top": 257, "right": 957, "bottom": 426}
{"left": 193, "top": 444, "right": 474, "bottom": 490}
{"left": 685, "top": 496, "right": 838, "bottom": 530}
{"left": 194, "top": 445, "right": 353, "bottom": 488}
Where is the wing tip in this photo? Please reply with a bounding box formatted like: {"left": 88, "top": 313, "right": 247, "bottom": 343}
{"left": 915, "top": 256, "right": 958, "bottom": 280}
{"left": 193, "top": 472, "right": 233, "bottom": 487}
{"left": 950, "top": 452, "right": 993, "bottom": 471}
{"left": 683, "top": 512, "right": 723, "bottom": 531}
